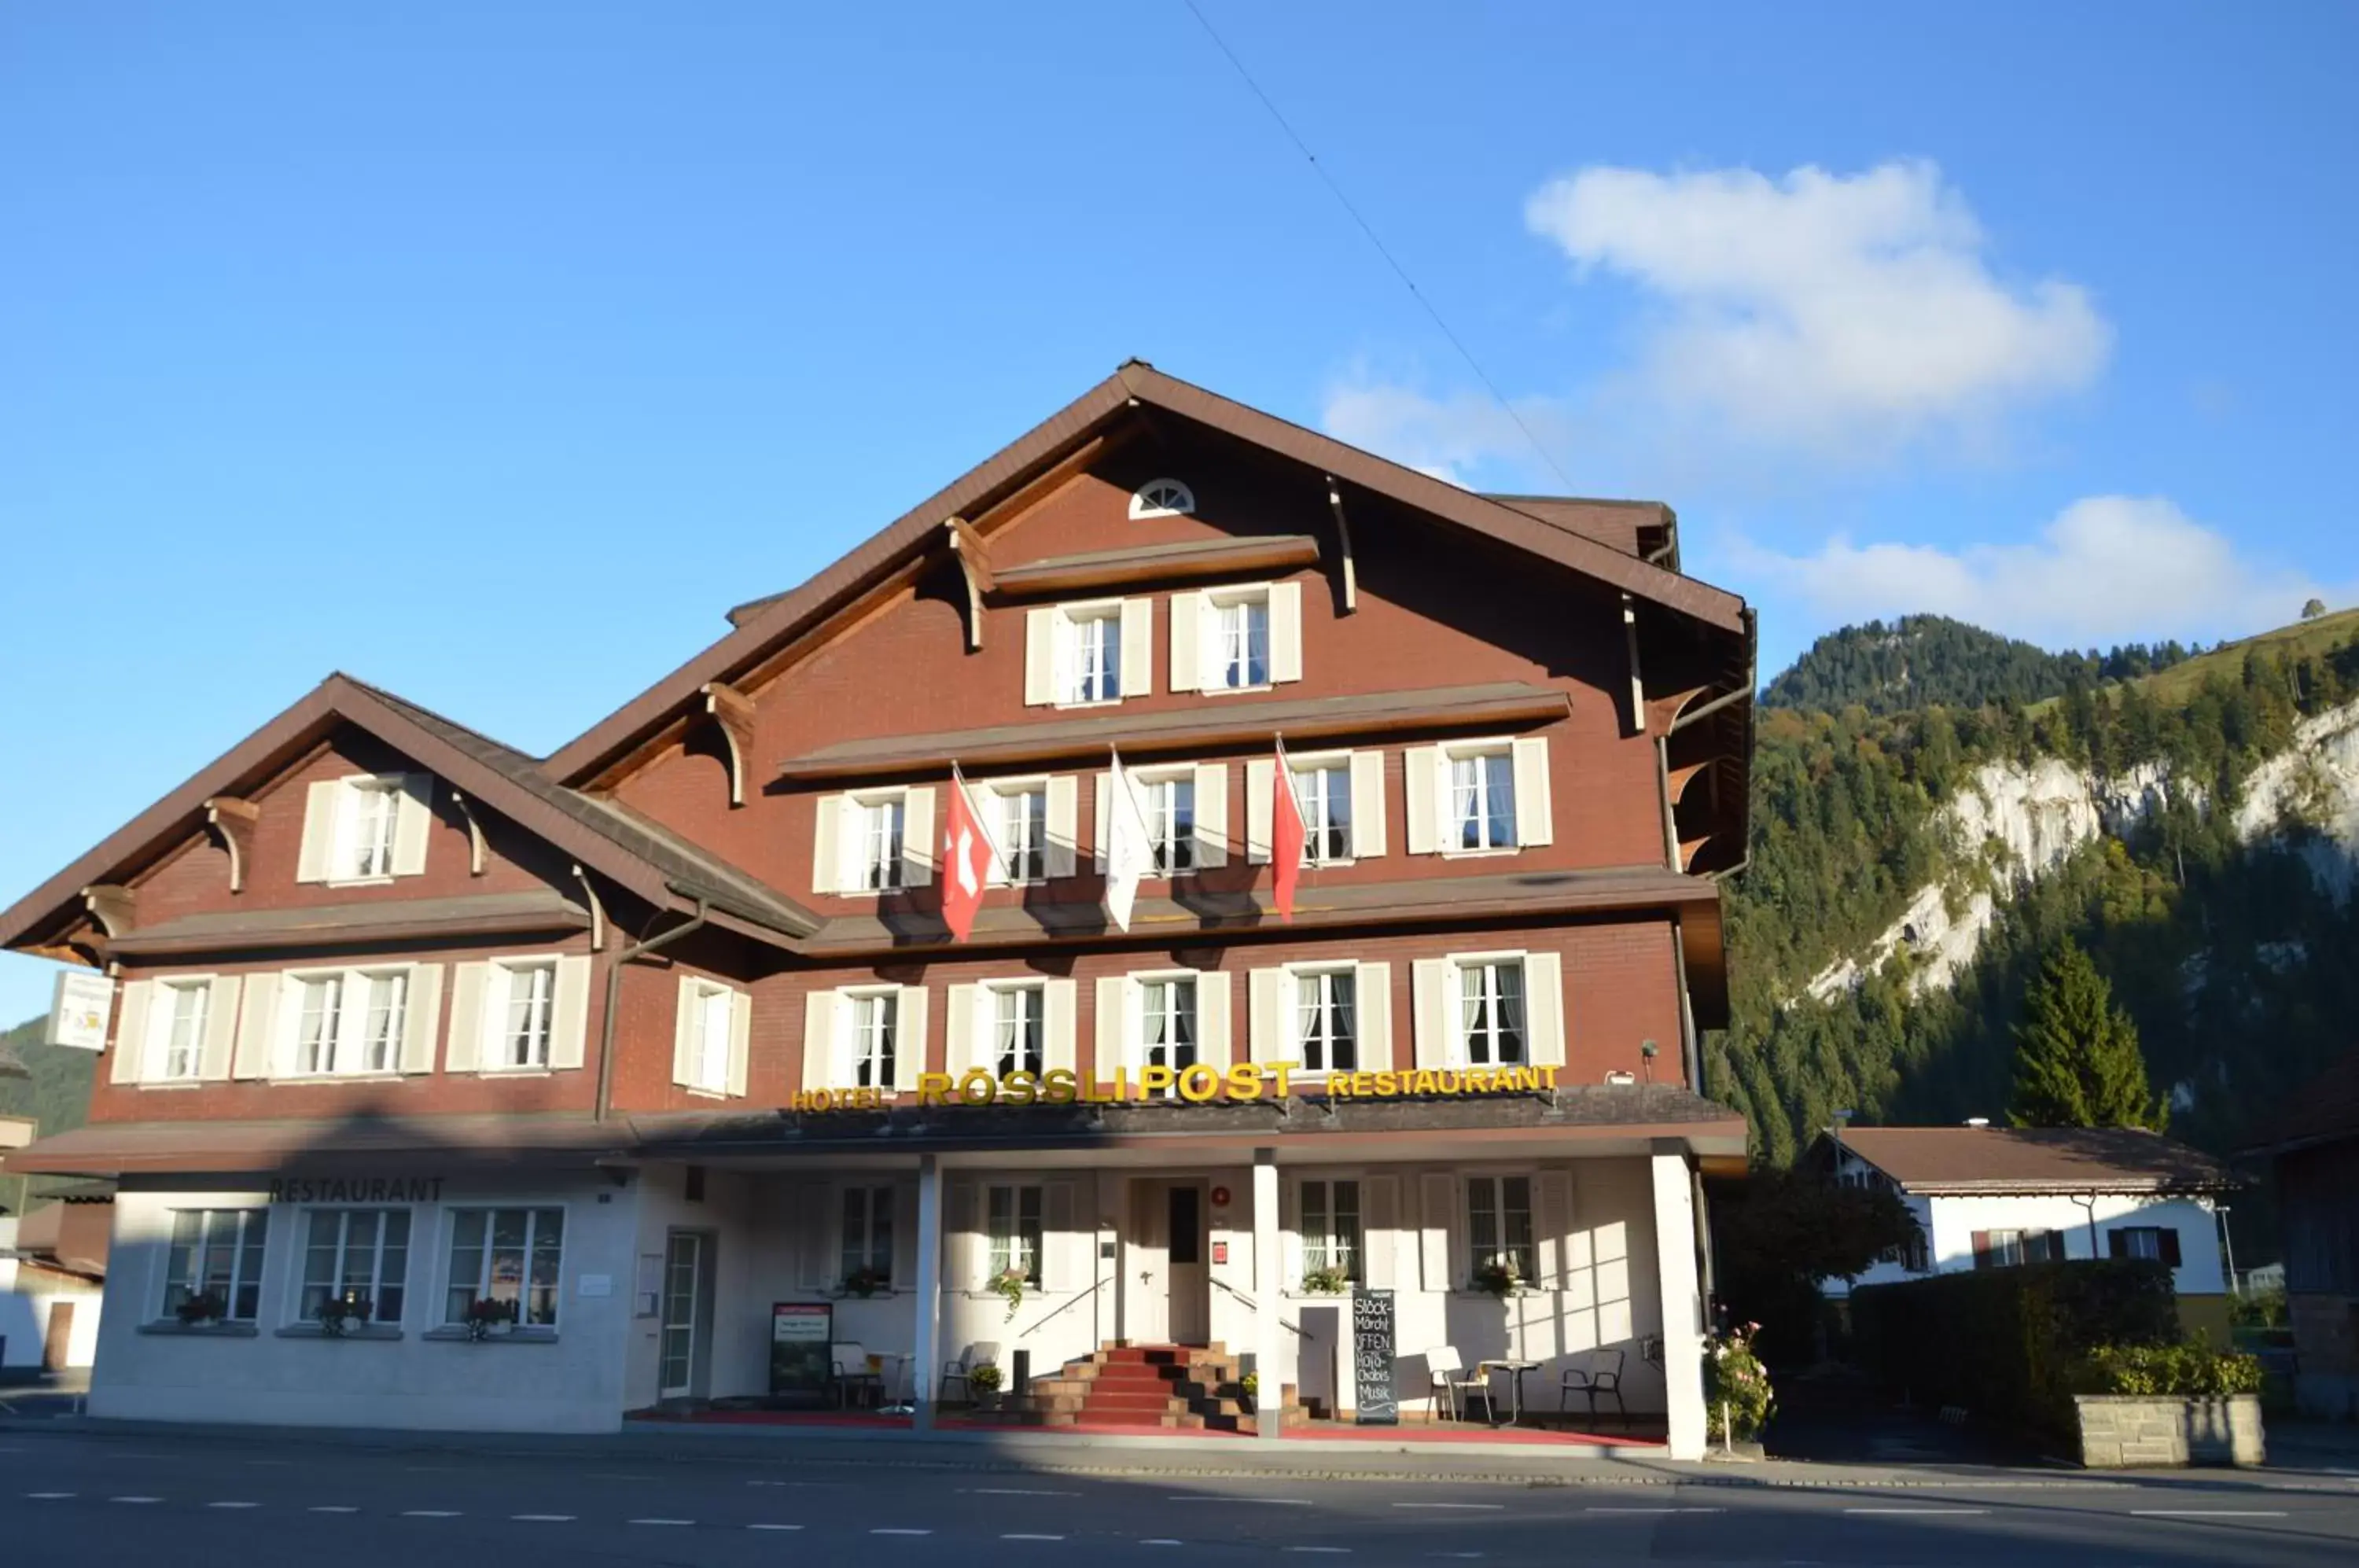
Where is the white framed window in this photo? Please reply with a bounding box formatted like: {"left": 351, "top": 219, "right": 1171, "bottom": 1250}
{"left": 855, "top": 793, "right": 906, "bottom": 891}
{"left": 443, "top": 1206, "right": 564, "bottom": 1328}
{"left": 1407, "top": 738, "right": 1551, "bottom": 856}
{"left": 284, "top": 966, "right": 410, "bottom": 1077}
{"left": 986, "top": 1183, "right": 1043, "bottom": 1286}
{"left": 687, "top": 979, "right": 734, "bottom": 1094}
{"left": 149, "top": 978, "right": 212, "bottom": 1082}
{"left": 1138, "top": 975, "right": 1198, "bottom": 1075}
{"left": 1294, "top": 966, "right": 1358, "bottom": 1074}
{"left": 1171, "top": 581, "right": 1302, "bottom": 694}
{"left": 992, "top": 782, "right": 1047, "bottom": 884}
{"left": 1300, "top": 1179, "right": 1362, "bottom": 1285}
{"left": 495, "top": 959, "right": 557, "bottom": 1069}
{"left": 292, "top": 973, "right": 344, "bottom": 1074}
{"left": 840, "top": 1185, "right": 894, "bottom": 1289}
{"left": 298, "top": 772, "right": 432, "bottom": 885}
{"left": 1458, "top": 959, "right": 1527, "bottom": 1066}
{"left": 1466, "top": 1175, "right": 1535, "bottom": 1286}
{"left": 354, "top": 969, "right": 408, "bottom": 1073}
{"left": 1208, "top": 587, "right": 1271, "bottom": 691}
{"left": 992, "top": 981, "right": 1046, "bottom": 1077}
{"left": 1063, "top": 605, "right": 1123, "bottom": 705}
{"left": 1128, "top": 477, "right": 1195, "bottom": 519}
{"left": 1449, "top": 745, "right": 1517, "bottom": 852}
{"left": 342, "top": 777, "right": 401, "bottom": 880}
{"left": 814, "top": 786, "right": 933, "bottom": 896}
{"left": 1296, "top": 757, "right": 1353, "bottom": 863}
{"left": 848, "top": 988, "right": 898, "bottom": 1088}
{"left": 1026, "top": 599, "right": 1150, "bottom": 709}
{"left": 162, "top": 1209, "right": 270, "bottom": 1322}
{"left": 1139, "top": 770, "right": 1196, "bottom": 874}
{"left": 296, "top": 1208, "right": 411, "bottom": 1325}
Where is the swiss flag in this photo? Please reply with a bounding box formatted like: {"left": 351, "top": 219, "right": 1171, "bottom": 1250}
{"left": 1272, "top": 740, "right": 1306, "bottom": 922}
{"left": 940, "top": 768, "right": 998, "bottom": 943}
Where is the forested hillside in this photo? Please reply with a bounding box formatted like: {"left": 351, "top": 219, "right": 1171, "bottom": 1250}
{"left": 1715, "top": 615, "right": 2359, "bottom": 1171}
{"left": 1, "top": 1014, "right": 95, "bottom": 1214}
{"left": 1761, "top": 614, "right": 2197, "bottom": 715}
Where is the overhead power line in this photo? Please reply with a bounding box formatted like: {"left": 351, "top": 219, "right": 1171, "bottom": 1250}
{"left": 1178, "top": 0, "right": 1574, "bottom": 491}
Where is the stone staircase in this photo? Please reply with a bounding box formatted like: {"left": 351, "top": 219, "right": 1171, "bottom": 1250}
{"left": 1020, "top": 1342, "right": 1306, "bottom": 1430}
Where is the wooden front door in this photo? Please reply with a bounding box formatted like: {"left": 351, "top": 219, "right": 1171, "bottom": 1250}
{"left": 1165, "top": 1183, "right": 1211, "bottom": 1346}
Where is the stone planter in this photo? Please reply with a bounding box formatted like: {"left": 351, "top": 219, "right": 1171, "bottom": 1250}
{"left": 2073, "top": 1393, "right": 2265, "bottom": 1468}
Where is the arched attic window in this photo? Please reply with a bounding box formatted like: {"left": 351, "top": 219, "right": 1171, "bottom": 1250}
{"left": 1128, "top": 478, "right": 1196, "bottom": 520}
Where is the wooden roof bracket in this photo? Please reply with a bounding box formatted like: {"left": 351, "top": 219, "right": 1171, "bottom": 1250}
{"left": 699, "top": 681, "right": 758, "bottom": 808}
{"left": 945, "top": 516, "right": 994, "bottom": 651}
{"left": 444, "top": 789, "right": 489, "bottom": 874}
{"left": 201, "top": 797, "right": 259, "bottom": 893}
{"left": 1324, "top": 476, "right": 1358, "bottom": 613}
{"left": 79, "top": 884, "right": 134, "bottom": 940}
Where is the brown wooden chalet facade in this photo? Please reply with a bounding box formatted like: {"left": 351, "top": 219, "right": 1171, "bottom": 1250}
{"left": 0, "top": 362, "right": 1753, "bottom": 1452}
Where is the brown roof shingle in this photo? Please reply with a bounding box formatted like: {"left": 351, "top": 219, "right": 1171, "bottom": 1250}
{"left": 1826, "top": 1125, "right": 2239, "bottom": 1194}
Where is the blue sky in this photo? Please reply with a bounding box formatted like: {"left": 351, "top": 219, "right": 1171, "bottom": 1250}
{"left": 3, "top": 2, "right": 2354, "bottom": 1025}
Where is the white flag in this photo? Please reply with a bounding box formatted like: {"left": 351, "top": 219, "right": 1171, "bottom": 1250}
{"left": 1102, "top": 745, "right": 1154, "bottom": 933}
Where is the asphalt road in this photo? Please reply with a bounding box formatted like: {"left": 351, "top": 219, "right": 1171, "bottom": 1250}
{"left": 5, "top": 1427, "right": 2358, "bottom": 1566}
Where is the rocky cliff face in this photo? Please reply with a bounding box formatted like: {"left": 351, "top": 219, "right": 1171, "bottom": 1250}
{"left": 1805, "top": 699, "right": 2359, "bottom": 1004}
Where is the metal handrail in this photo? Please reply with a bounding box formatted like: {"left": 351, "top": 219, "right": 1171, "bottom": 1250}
{"left": 1208, "top": 1273, "right": 1308, "bottom": 1338}
{"left": 1014, "top": 1275, "right": 1106, "bottom": 1340}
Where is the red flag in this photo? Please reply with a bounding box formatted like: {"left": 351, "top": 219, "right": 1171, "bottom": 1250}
{"left": 1271, "top": 738, "right": 1306, "bottom": 922}
{"left": 940, "top": 767, "right": 998, "bottom": 943}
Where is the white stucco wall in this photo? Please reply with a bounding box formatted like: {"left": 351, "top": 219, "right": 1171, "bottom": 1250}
{"left": 1824, "top": 1180, "right": 2226, "bottom": 1299}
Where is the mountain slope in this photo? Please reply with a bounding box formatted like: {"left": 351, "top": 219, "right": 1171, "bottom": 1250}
{"left": 1761, "top": 615, "right": 2198, "bottom": 716}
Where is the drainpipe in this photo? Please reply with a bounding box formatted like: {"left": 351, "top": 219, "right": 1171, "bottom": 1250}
{"left": 594, "top": 899, "right": 710, "bottom": 1123}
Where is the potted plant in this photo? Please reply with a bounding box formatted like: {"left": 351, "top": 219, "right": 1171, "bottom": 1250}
{"left": 968, "top": 1361, "right": 1005, "bottom": 1412}
{"left": 1300, "top": 1264, "right": 1350, "bottom": 1296}
{"left": 989, "top": 1266, "right": 1029, "bottom": 1322}
{"left": 174, "top": 1289, "right": 228, "bottom": 1328}
{"left": 1238, "top": 1370, "right": 1259, "bottom": 1415}
{"left": 1471, "top": 1257, "right": 1523, "bottom": 1297}
{"left": 841, "top": 1265, "right": 889, "bottom": 1299}
{"left": 463, "top": 1296, "right": 518, "bottom": 1341}
{"left": 316, "top": 1290, "right": 372, "bottom": 1338}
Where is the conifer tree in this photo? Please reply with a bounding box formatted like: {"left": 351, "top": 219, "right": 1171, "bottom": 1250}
{"left": 2008, "top": 939, "right": 2167, "bottom": 1130}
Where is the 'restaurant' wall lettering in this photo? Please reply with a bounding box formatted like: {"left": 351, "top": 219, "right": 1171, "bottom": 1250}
{"left": 779, "top": 1063, "right": 1561, "bottom": 1113}
{"left": 267, "top": 1176, "right": 446, "bottom": 1204}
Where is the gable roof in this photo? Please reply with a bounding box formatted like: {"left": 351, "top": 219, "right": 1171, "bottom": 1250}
{"left": 1820, "top": 1125, "right": 2238, "bottom": 1195}
{"left": 0, "top": 673, "right": 816, "bottom": 957}
{"left": 547, "top": 359, "right": 1748, "bottom": 785}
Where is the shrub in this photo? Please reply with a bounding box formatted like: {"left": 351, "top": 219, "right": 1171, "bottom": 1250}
{"left": 1703, "top": 1324, "right": 1776, "bottom": 1442}
{"left": 2074, "top": 1342, "right": 2264, "bottom": 1397}
{"left": 966, "top": 1363, "right": 1003, "bottom": 1394}
{"left": 1299, "top": 1265, "right": 1351, "bottom": 1296}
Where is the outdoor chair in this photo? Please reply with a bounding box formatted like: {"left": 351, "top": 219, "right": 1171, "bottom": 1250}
{"left": 1425, "top": 1345, "right": 1492, "bottom": 1423}
{"left": 830, "top": 1341, "right": 883, "bottom": 1409}
{"left": 1560, "top": 1348, "right": 1627, "bottom": 1427}
{"left": 940, "top": 1340, "right": 1002, "bottom": 1404}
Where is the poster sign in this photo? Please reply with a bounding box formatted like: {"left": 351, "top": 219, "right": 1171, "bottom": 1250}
{"left": 769, "top": 1302, "right": 834, "bottom": 1403}
{"left": 1352, "top": 1287, "right": 1398, "bottom": 1426}
{"left": 45, "top": 971, "right": 114, "bottom": 1051}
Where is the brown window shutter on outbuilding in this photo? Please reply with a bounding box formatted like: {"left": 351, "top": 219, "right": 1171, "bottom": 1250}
{"left": 1971, "top": 1230, "right": 1991, "bottom": 1269}
{"left": 2159, "top": 1229, "right": 2183, "bottom": 1268}
{"left": 2107, "top": 1229, "right": 2129, "bottom": 1259}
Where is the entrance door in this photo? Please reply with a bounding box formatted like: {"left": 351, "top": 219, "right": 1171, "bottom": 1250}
{"left": 659, "top": 1232, "right": 704, "bottom": 1399}
{"left": 1165, "top": 1183, "right": 1210, "bottom": 1346}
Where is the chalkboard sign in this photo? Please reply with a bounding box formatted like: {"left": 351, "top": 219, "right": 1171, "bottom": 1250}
{"left": 769, "top": 1302, "right": 832, "bottom": 1404}
{"left": 1351, "top": 1287, "right": 1397, "bottom": 1425}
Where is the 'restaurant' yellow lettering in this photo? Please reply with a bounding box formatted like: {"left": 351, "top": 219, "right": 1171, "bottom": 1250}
{"left": 793, "top": 1058, "right": 1559, "bottom": 1110}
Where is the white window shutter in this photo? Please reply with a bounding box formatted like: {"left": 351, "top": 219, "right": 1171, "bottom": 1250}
{"left": 1268, "top": 580, "right": 1304, "bottom": 683}
{"left": 944, "top": 981, "right": 977, "bottom": 1073}
{"left": 1094, "top": 976, "right": 1125, "bottom": 1083}
{"left": 727, "top": 988, "right": 752, "bottom": 1097}
{"left": 1279, "top": 1178, "right": 1301, "bottom": 1294}
{"left": 233, "top": 973, "right": 280, "bottom": 1080}
{"left": 892, "top": 1183, "right": 920, "bottom": 1288}
{"left": 1247, "top": 966, "right": 1285, "bottom": 1064}
{"left": 672, "top": 976, "right": 699, "bottom": 1087}
{"left": 1119, "top": 598, "right": 1153, "bottom": 698}
{"left": 1364, "top": 1174, "right": 1400, "bottom": 1290}
{"left": 195, "top": 975, "right": 241, "bottom": 1081}
{"left": 1195, "top": 970, "right": 1232, "bottom": 1069}
{"left": 1350, "top": 751, "right": 1388, "bottom": 858}
{"left": 1024, "top": 608, "right": 1057, "bottom": 706}
{"left": 549, "top": 954, "right": 592, "bottom": 1070}
{"left": 445, "top": 962, "right": 490, "bottom": 1073}
{"left": 1168, "top": 591, "right": 1203, "bottom": 693}
{"left": 835, "top": 799, "right": 868, "bottom": 896}
{"left": 1044, "top": 775, "right": 1079, "bottom": 879}
{"left": 811, "top": 795, "right": 843, "bottom": 895}
{"left": 396, "top": 964, "right": 442, "bottom": 1075}
{"left": 1092, "top": 772, "right": 1111, "bottom": 870}
{"left": 1244, "top": 757, "right": 1275, "bottom": 864}
{"left": 795, "top": 1183, "right": 830, "bottom": 1290}
{"left": 948, "top": 1182, "right": 983, "bottom": 1293}
{"left": 391, "top": 773, "right": 435, "bottom": 876}
{"left": 1524, "top": 951, "right": 1566, "bottom": 1069}
{"left": 902, "top": 786, "right": 936, "bottom": 888}
{"left": 1043, "top": 977, "right": 1077, "bottom": 1076}
{"left": 1511, "top": 737, "right": 1554, "bottom": 847}
{"left": 1192, "top": 763, "right": 1228, "bottom": 870}
{"left": 895, "top": 985, "right": 929, "bottom": 1091}
{"left": 1043, "top": 1180, "right": 1079, "bottom": 1294}
{"left": 801, "top": 988, "right": 836, "bottom": 1090}
{"left": 1403, "top": 746, "right": 1439, "bottom": 856}
{"left": 1534, "top": 1170, "right": 1573, "bottom": 1289}
{"left": 1356, "top": 961, "right": 1393, "bottom": 1071}
{"left": 109, "top": 980, "right": 153, "bottom": 1084}
{"left": 1419, "top": 1172, "right": 1456, "bottom": 1294}
{"left": 296, "top": 780, "right": 341, "bottom": 883}
{"left": 1411, "top": 958, "right": 1452, "bottom": 1070}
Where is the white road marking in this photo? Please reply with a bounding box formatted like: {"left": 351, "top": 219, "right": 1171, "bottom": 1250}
{"left": 309, "top": 1506, "right": 359, "bottom": 1514}
{"left": 749, "top": 1523, "right": 807, "bottom": 1531}
{"left": 2130, "top": 1510, "right": 2287, "bottom": 1518}
{"left": 207, "top": 1501, "right": 261, "bottom": 1509}
{"left": 1427, "top": 1556, "right": 1488, "bottom": 1562}
{"left": 1286, "top": 1551, "right": 1352, "bottom": 1557}
{"left": 968, "top": 1487, "right": 1081, "bottom": 1496}
{"left": 629, "top": 1518, "right": 695, "bottom": 1526}
{"left": 1003, "top": 1533, "right": 1066, "bottom": 1541}
{"left": 1168, "top": 1496, "right": 1313, "bottom": 1505}
{"left": 1394, "top": 1502, "right": 1503, "bottom": 1511}
{"left": 24, "top": 1492, "right": 75, "bottom": 1500}
{"left": 584, "top": 1472, "right": 657, "bottom": 1481}
{"left": 402, "top": 1509, "right": 462, "bottom": 1518}
{"left": 874, "top": 1527, "right": 934, "bottom": 1535}
{"left": 513, "top": 1514, "right": 576, "bottom": 1522}
{"left": 1844, "top": 1507, "right": 1991, "bottom": 1516}
{"left": 110, "top": 1496, "right": 163, "bottom": 1504}
{"left": 1143, "top": 1540, "right": 1185, "bottom": 1548}
{"left": 1586, "top": 1507, "right": 1724, "bottom": 1515}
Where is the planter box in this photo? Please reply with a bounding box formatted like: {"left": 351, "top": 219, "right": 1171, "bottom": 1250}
{"left": 2073, "top": 1393, "right": 2265, "bottom": 1468}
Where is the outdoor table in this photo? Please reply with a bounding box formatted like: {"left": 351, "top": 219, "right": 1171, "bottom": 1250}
{"left": 1478, "top": 1358, "right": 1540, "bottom": 1426}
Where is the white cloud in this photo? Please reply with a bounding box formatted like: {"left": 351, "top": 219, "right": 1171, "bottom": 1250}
{"left": 1523, "top": 160, "right": 2112, "bottom": 458}
{"left": 1731, "top": 495, "right": 2350, "bottom": 649}
{"left": 1316, "top": 379, "right": 1542, "bottom": 486}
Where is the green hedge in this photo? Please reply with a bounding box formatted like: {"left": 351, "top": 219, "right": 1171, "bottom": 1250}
{"left": 2074, "top": 1342, "right": 2264, "bottom": 1397}
{"left": 1849, "top": 1260, "right": 2177, "bottom": 1439}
